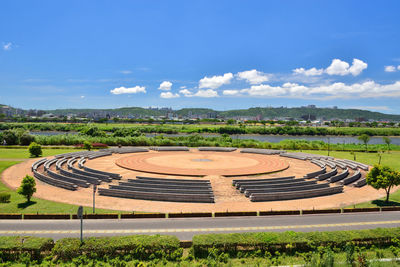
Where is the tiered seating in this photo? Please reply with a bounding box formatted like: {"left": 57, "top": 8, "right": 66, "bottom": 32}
{"left": 238, "top": 179, "right": 318, "bottom": 193}
{"left": 319, "top": 159, "right": 336, "bottom": 169}
{"left": 304, "top": 166, "right": 326, "bottom": 178}
{"left": 280, "top": 152, "right": 333, "bottom": 161}
{"left": 99, "top": 176, "right": 214, "bottom": 203}
{"left": 354, "top": 178, "right": 367, "bottom": 187}
{"left": 342, "top": 159, "right": 369, "bottom": 171}
{"left": 249, "top": 186, "right": 343, "bottom": 202}
{"left": 46, "top": 169, "right": 90, "bottom": 188}
{"left": 233, "top": 176, "right": 295, "bottom": 188}
{"left": 198, "top": 147, "right": 237, "bottom": 152}
{"left": 106, "top": 147, "right": 149, "bottom": 154}
{"left": 68, "top": 159, "right": 112, "bottom": 182}
{"left": 240, "top": 148, "right": 285, "bottom": 155}
{"left": 244, "top": 183, "right": 330, "bottom": 197}
{"left": 149, "top": 146, "right": 190, "bottom": 151}
{"left": 317, "top": 168, "right": 337, "bottom": 181}
{"left": 340, "top": 170, "right": 361, "bottom": 185}
{"left": 327, "top": 168, "right": 349, "bottom": 183}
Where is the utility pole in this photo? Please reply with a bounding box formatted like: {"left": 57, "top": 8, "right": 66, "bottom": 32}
{"left": 328, "top": 136, "right": 330, "bottom": 156}
{"left": 77, "top": 206, "right": 83, "bottom": 244}
{"left": 93, "top": 184, "right": 97, "bottom": 214}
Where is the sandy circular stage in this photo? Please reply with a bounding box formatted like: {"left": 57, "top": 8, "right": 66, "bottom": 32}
{"left": 115, "top": 151, "right": 289, "bottom": 176}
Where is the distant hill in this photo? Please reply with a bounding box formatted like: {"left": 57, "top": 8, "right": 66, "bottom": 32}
{"left": 3, "top": 104, "right": 400, "bottom": 121}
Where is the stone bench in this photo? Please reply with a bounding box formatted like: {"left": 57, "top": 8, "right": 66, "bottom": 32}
{"left": 340, "top": 170, "right": 361, "bottom": 185}
{"left": 136, "top": 176, "right": 210, "bottom": 185}
{"left": 110, "top": 184, "right": 214, "bottom": 195}
{"left": 304, "top": 167, "right": 326, "bottom": 178}
{"left": 198, "top": 147, "right": 237, "bottom": 152}
{"left": 59, "top": 167, "right": 102, "bottom": 185}
{"left": 232, "top": 176, "right": 295, "bottom": 187}
{"left": 240, "top": 148, "right": 285, "bottom": 155}
{"left": 249, "top": 185, "right": 344, "bottom": 202}
{"left": 122, "top": 181, "right": 211, "bottom": 190}
{"left": 98, "top": 188, "right": 214, "bottom": 203}
{"left": 239, "top": 179, "right": 317, "bottom": 193}
{"left": 328, "top": 168, "right": 349, "bottom": 183}
{"left": 47, "top": 170, "right": 90, "bottom": 188}
{"left": 244, "top": 183, "right": 330, "bottom": 197}
{"left": 33, "top": 170, "right": 77, "bottom": 191}
{"left": 317, "top": 168, "right": 338, "bottom": 181}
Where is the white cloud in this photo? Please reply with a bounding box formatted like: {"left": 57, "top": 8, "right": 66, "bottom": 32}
{"left": 160, "top": 92, "right": 179, "bottom": 98}
{"left": 223, "top": 90, "right": 240, "bottom": 96}
{"left": 3, "top": 42, "right": 12, "bottom": 51}
{"left": 180, "top": 86, "right": 187, "bottom": 89}
{"left": 158, "top": 81, "right": 172, "bottom": 90}
{"left": 348, "top": 59, "right": 368, "bottom": 76}
{"left": 237, "top": 80, "right": 400, "bottom": 99}
{"left": 385, "top": 66, "right": 396, "bottom": 72}
{"left": 120, "top": 70, "right": 132, "bottom": 74}
{"left": 179, "top": 89, "right": 193, "bottom": 97}
{"left": 194, "top": 89, "right": 219, "bottom": 97}
{"left": 325, "top": 58, "right": 367, "bottom": 76}
{"left": 110, "top": 86, "right": 146, "bottom": 95}
{"left": 199, "top": 73, "right": 233, "bottom": 89}
{"left": 80, "top": 95, "right": 85, "bottom": 99}
{"left": 293, "top": 67, "right": 324, "bottom": 76}
{"left": 398, "top": 65, "right": 400, "bottom": 70}
{"left": 236, "top": 69, "right": 269, "bottom": 84}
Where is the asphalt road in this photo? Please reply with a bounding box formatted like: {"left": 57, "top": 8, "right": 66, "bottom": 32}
{"left": 1, "top": 211, "right": 399, "bottom": 240}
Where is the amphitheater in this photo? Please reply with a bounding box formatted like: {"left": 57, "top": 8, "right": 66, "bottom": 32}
{"left": 2, "top": 146, "right": 387, "bottom": 213}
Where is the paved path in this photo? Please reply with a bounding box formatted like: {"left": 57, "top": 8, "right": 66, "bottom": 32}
{"left": 0, "top": 212, "right": 399, "bottom": 240}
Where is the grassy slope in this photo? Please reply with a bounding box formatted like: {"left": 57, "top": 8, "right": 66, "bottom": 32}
{"left": 0, "top": 148, "right": 81, "bottom": 159}
{"left": 0, "top": 161, "right": 119, "bottom": 214}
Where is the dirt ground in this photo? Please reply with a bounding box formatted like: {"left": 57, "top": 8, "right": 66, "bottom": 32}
{"left": 1, "top": 151, "right": 388, "bottom": 213}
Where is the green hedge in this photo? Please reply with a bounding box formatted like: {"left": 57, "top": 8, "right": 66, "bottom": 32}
{"left": 0, "top": 192, "right": 11, "bottom": 203}
{"left": 52, "top": 235, "right": 182, "bottom": 261}
{"left": 0, "top": 236, "right": 53, "bottom": 261}
{"left": 192, "top": 228, "right": 399, "bottom": 257}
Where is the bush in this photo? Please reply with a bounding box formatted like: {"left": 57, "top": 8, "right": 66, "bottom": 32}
{"left": 0, "top": 236, "right": 53, "bottom": 261}
{"left": 83, "top": 140, "right": 92, "bottom": 151}
{"left": 17, "top": 175, "right": 36, "bottom": 202}
{"left": 0, "top": 192, "right": 11, "bottom": 203}
{"left": 19, "top": 133, "right": 35, "bottom": 146}
{"left": 53, "top": 235, "right": 182, "bottom": 261}
{"left": 1, "top": 130, "right": 18, "bottom": 145}
{"left": 28, "top": 142, "right": 42, "bottom": 157}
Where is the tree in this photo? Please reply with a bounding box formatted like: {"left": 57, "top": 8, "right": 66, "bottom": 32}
{"left": 28, "top": 142, "right": 42, "bottom": 157}
{"left": 83, "top": 140, "right": 92, "bottom": 151}
{"left": 382, "top": 137, "right": 392, "bottom": 152}
{"left": 17, "top": 175, "right": 36, "bottom": 202}
{"left": 367, "top": 165, "right": 400, "bottom": 203}
{"left": 20, "top": 133, "right": 35, "bottom": 146}
{"left": 2, "top": 130, "right": 18, "bottom": 145}
{"left": 358, "top": 134, "right": 370, "bottom": 151}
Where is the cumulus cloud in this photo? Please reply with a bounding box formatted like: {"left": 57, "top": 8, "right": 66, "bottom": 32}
{"left": 194, "top": 89, "right": 219, "bottom": 97}
{"left": 158, "top": 81, "right": 172, "bottom": 90}
{"left": 238, "top": 80, "right": 400, "bottom": 99}
{"left": 179, "top": 89, "right": 193, "bottom": 97}
{"left": 398, "top": 65, "right": 400, "bottom": 71}
{"left": 325, "top": 58, "right": 367, "bottom": 76}
{"left": 160, "top": 92, "right": 179, "bottom": 98}
{"left": 199, "top": 73, "right": 233, "bottom": 89}
{"left": 110, "top": 86, "right": 146, "bottom": 95}
{"left": 2, "top": 42, "right": 12, "bottom": 51}
{"left": 236, "top": 69, "right": 269, "bottom": 84}
{"left": 80, "top": 95, "right": 85, "bottom": 99}
{"left": 385, "top": 66, "right": 396, "bottom": 72}
{"left": 293, "top": 67, "right": 324, "bottom": 76}
{"left": 223, "top": 90, "right": 240, "bottom": 96}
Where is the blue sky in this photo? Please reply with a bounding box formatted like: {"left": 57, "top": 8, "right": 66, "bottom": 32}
{"left": 1, "top": 0, "right": 400, "bottom": 113}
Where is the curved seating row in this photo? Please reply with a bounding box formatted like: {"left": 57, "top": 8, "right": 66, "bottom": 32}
{"left": 106, "top": 147, "right": 149, "bottom": 154}
{"left": 320, "top": 159, "right": 336, "bottom": 169}
{"left": 249, "top": 185, "right": 343, "bottom": 202}
{"left": 124, "top": 179, "right": 211, "bottom": 190}
{"left": 244, "top": 183, "right": 330, "bottom": 197}
{"left": 327, "top": 168, "right": 349, "bottom": 183}
{"left": 81, "top": 164, "right": 121, "bottom": 179}
{"left": 33, "top": 169, "right": 77, "bottom": 191}
{"left": 354, "top": 178, "right": 367, "bottom": 187}
{"left": 98, "top": 188, "right": 214, "bottom": 203}
{"left": 31, "top": 158, "right": 47, "bottom": 172}
{"left": 239, "top": 179, "right": 319, "bottom": 193}
{"left": 198, "top": 147, "right": 237, "bottom": 152}
{"left": 310, "top": 160, "right": 326, "bottom": 168}
{"left": 232, "top": 176, "right": 295, "bottom": 188}
{"left": 340, "top": 170, "right": 361, "bottom": 185}
{"left": 67, "top": 158, "right": 112, "bottom": 182}
{"left": 317, "top": 168, "right": 338, "bottom": 181}
{"left": 109, "top": 184, "right": 213, "bottom": 195}
{"left": 240, "top": 148, "right": 285, "bottom": 155}
{"left": 304, "top": 167, "right": 326, "bottom": 178}
{"left": 46, "top": 169, "right": 90, "bottom": 188}
{"left": 149, "top": 146, "right": 190, "bottom": 151}
{"left": 136, "top": 176, "right": 210, "bottom": 184}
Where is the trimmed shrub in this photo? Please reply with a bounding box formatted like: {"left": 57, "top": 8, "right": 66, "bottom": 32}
{"left": 0, "top": 236, "right": 53, "bottom": 261}
{"left": 28, "top": 142, "right": 42, "bottom": 157}
{"left": 53, "top": 235, "right": 182, "bottom": 261}
{"left": 0, "top": 192, "right": 11, "bottom": 203}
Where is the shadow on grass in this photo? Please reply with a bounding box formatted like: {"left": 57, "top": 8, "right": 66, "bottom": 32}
{"left": 372, "top": 199, "right": 400, "bottom": 207}
{"left": 17, "top": 201, "right": 37, "bottom": 209}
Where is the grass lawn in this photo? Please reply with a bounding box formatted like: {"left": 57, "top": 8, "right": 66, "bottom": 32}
{"left": 0, "top": 161, "right": 119, "bottom": 214}
{"left": 0, "top": 148, "right": 81, "bottom": 159}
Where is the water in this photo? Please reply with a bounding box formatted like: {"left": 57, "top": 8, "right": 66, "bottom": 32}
{"left": 25, "top": 131, "right": 400, "bottom": 145}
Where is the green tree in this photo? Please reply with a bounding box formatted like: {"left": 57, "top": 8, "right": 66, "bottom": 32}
{"left": 83, "top": 140, "right": 92, "bottom": 151}
{"left": 2, "top": 130, "right": 18, "bottom": 145}
{"left": 367, "top": 165, "right": 400, "bottom": 203}
{"left": 28, "top": 142, "right": 42, "bottom": 157}
{"left": 358, "top": 134, "right": 370, "bottom": 151}
{"left": 17, "top": 175, "right": 36, "bottom": 202}
{"left": 19, "top": 132, "right": 35, "bottom": 145}
{"left": 382, "top": 136, "right": 391, "bottom": 152}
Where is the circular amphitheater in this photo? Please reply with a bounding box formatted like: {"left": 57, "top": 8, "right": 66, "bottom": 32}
{"left": 2, "top": 146, "right": 387, "bottom": 213}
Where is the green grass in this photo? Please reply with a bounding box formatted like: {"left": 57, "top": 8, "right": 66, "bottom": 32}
{"left": 0, "top": 148, "right": 80, "bottom": 159}
{"left": 0, "top": 161, "right": 119, "bottom": 214}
